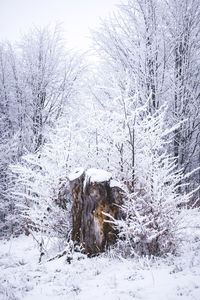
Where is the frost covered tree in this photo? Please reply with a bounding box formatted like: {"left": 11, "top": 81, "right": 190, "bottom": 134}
{"left": 88, "top": 75, "right": 143, "bottom": 186}
{"left": 164, "top": 0, "right": 200, "bottom": 194}
{"left": 0, "top": 25, "right": 86, "bottom": 237}
{"left": 93, "top": 0, "right": 167, "bottom": 111}
{"left": 19, "top": 25, "right": 84, "bottom": 152}
{"left": 92, "top": 0, "right": 200, "bottom": 197}
{"left": 91, "top": 0, "right": 169, "bottom": 188}
{"left": 0, "top": 42, "right": 19, "bottom": 237}
{"left": 113, "top": 105, "right": 190, "bottom": 256}
{"left": 11, "top": 124, "right": 73, "bottom": 254}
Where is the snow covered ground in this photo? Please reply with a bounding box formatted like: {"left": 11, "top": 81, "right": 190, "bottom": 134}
{"left": 0, "top": 230, "right": 200, "bottom": 300}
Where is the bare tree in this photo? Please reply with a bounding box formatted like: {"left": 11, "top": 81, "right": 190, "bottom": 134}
{"left": 164, "top": 0, "right": 200, "bottom": 193}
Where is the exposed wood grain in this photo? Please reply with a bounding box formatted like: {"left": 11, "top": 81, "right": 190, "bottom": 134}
{"left": 70, "top": 170, "right": 123, "bottom": 256}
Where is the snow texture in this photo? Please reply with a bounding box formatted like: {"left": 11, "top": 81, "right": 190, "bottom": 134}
{"left": 83, "top": 169, "right": 112, "bottom": 192}
{"left": 85, "top": 168, "right": 112, "bottom": 183}
{"left": 0, "top": 231, "right": 200, "bottom": 300}
{"left": 68, "top": 167, "right": 85, "bottom": 182}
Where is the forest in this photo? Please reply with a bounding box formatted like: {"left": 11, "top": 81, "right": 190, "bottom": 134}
{"left": 0, "top": 0, "right": 200, "bottom": 299}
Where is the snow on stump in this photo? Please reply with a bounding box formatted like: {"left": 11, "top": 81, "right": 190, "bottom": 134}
{"left": 68, "top": 168, "right": 123, "bottom": 256}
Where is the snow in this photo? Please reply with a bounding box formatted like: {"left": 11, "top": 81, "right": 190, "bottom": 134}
{"left": 68, "top": 168, "right": 112, "bottom": 184}
{"left": 85, "top": 168, "right": 112, "bottom": 183}
{"left": 110, "top": 179, "right": 128, "bottom": 192}
{"left": 83, "top": 168, "right": 112, "bottom": 191}
{"left": 0, "top": 231, "right": 200, "bottom": 300}
{"left": 68, "top": 167, "right": 85, "bottom": 181}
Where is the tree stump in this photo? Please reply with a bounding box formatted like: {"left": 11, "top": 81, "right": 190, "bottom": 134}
{"left": 68, "top": 168, "right": 123, "bottom": 256}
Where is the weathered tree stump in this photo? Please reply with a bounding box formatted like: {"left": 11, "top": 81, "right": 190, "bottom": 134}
{"left": 68, "top": 168, "right": 123, "bottom": 256}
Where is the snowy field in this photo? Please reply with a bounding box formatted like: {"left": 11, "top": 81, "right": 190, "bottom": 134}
{"left": 0, "top": 230, "right": 200, "bottom": 300}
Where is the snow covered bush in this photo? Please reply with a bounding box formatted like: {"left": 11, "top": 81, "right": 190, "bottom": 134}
{"left": 113, "top": 105, "right": 191, "bottom": 257}
{"left": 11, "top": 126, "right": 73, "bottom": 256}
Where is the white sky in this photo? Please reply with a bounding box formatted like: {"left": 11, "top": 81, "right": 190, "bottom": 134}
{"left": 0, "top": 0, "right": 121, "bottom": 50}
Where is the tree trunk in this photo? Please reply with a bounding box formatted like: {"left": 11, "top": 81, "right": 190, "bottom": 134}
{"left": 69, "top": 168, "right": 123, "bottom": 256}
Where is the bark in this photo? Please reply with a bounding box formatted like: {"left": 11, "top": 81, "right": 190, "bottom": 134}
{"left": 69, "top": 169, "right": 123, "bottom": 256}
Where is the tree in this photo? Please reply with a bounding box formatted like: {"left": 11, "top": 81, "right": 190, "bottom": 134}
{"left": 93, "top": 0, "right": 167, "bottom": 110}
{"left": 11, "top": 124, "right": 73, "bottom": 253}
{"left": 164, "top": 0, "right": 200, "bottom": 194}
{"left": 0, "top": 25, "right": 86, "bottom": 238}
{"left": 112, "top": 105, "right": 189, "bottom": 256}
{"left": 91, "top": 0, "right": 168, "bottom": 188}
{"left": 92, "top": 0, "right": 200, "bottom": 197}
{"left": 19, "top": 25, "right": 84, "bottom": 152}
{"left": 0, "top": 42, "right": 19, "bottom": 237}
